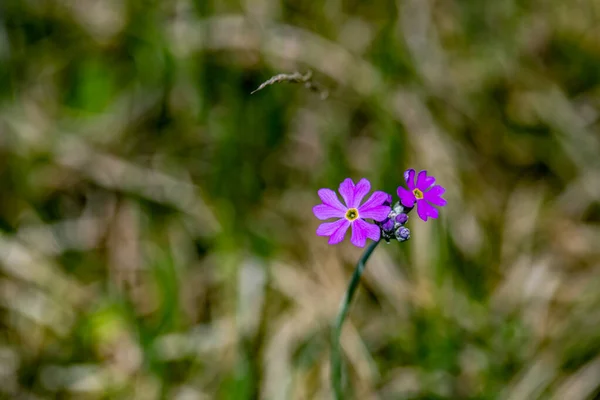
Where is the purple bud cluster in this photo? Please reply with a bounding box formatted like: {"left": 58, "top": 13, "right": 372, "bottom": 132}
{"left": 377, "top": 195, "right": 411, "bottom": 243}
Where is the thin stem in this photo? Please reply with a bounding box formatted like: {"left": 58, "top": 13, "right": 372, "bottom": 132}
{"left": 331, "top": 239, "right": 381, "bottom": 399}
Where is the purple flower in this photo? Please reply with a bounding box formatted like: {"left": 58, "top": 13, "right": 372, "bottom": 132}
{"left": 313, "top": 178, "right": 391, "bottom": 247}
{"left": 397, "top": 169, "right": 447, "bottom": 221}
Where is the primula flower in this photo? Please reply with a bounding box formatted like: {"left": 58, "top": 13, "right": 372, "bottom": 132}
{"left": 397, "top": 169, "right": 447, "bottom": 221}
{"left": 313, "top": 178, "right": 390, "bottom": 247}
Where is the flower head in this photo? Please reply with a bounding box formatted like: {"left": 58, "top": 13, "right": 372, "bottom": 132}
{"left": 397, "top": 169, "right": 447, "bottom": 221}
{"left": 313, "top": 178, "right": 391, "bottom": 247}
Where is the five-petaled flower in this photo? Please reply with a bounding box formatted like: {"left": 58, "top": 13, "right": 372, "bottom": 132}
{"left": 397, "top": 169, "right": 447, "bottom": 221}
{"left": 313, "top": 178, "right": 390, "bottom": 247}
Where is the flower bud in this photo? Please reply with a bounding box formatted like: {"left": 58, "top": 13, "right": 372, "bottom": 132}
{"left": 395, "top": 227, "right": 410, "bottom": 241}
{"left": 395, "top": 213, "right": 408, "bottom": 224}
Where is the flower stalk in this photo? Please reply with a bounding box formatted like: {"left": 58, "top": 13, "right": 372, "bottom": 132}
{"left": 315, "top": 171, "right": 446, "bottom": 398}
{"left": 331, "top": 239, "right": 380, "bottom": 400}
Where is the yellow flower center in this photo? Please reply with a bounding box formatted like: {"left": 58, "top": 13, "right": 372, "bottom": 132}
{"left": 413, "top": 188, "right": 424, "bottom": 199}
{"left": 345, "top": 208, "right": 359, "bottom": 221}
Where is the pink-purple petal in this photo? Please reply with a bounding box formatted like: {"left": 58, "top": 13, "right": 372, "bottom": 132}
{"left": 428, "top": 197, "right": 447, "bottom": 207}
{"left": 359, "top": 205, "right": 390, "bottom": 221}
{"left": 317, "top": 189, "right": 346, "bottom": 212}
{"left": 313, "top": 204, "right": 345, "bottom": 220}
{"left": 361, "top": 219, "right": 382, "bottom": 241}
{"left": 423, "top": 185, "right": 447, "bottom": 206}
{"left": 416, "top": 170, "right": 436, "bottom": 191}
{"left": 328, "top": 219, "right": 351, "bottom": 244}
{"left": 358, "top": 191, "right": 389, "bottom": 217}
{"left": 350, "top": 219, "right": 380, "bottom": 247}
{"left": 316, "top": 219, "right": 345, "bottom": 236}
{"left": 426, "top": 204, "right": 439, "bottom": 219}
{"left": 426, "top": 185, "right": 445, "bottom": 197}
{"left": 338, "top": 178, "right": 356, "bottom": 208}
{"left": 316, "top": 218, "right": 351, "bottom": 245}
{"left": 351, "top": 178, "right": 371, "bottom": 208}
{"left": 397, "top": 186, "right": 416, "bottom": 208}
{"left": 424, "top": 192, "right": 447, "bottom": 207}
{"left": 350, "top": 220, "right": 367, "bottom": 247}
{"left": 416, "top": 199, "right": 439, "bottom": 221}
{"left": 404, "top": 169, "right": 416, "bottom": 190}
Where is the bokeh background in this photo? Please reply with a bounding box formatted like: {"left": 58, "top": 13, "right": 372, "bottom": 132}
{"left": 1, "top": 0, "right": 600, "bottom": 399}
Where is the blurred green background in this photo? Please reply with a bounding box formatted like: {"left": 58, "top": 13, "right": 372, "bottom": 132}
{"left": 1, "top": 0, "right": 600, "bottom": 399}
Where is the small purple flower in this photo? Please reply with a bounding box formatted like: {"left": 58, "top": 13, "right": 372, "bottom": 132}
{"left": 397, "top": 169, "right": 447, "bottom": 221}
{"left": 313, "top": 178, "right": 391, "bottom": 247}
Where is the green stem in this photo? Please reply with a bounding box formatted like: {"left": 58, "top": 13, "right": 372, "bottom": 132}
{"left": 331, "top": 239, "right": 381, "bottom": 399}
